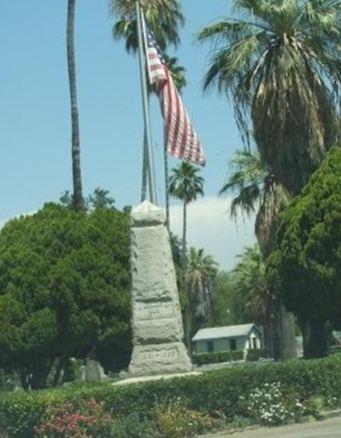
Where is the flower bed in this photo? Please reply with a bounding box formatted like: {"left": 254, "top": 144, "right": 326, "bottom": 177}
{"left": 1, "top": 354, "right": 341, "bottom": 437}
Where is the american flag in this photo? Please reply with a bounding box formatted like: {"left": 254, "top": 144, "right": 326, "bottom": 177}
{"left": 143, "top": 16, "right": 206, "bottom": 167}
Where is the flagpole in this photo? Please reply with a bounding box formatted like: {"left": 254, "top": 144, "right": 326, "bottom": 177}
{"left": 141, "top": 128, "right": 155, "bottom": 203}
{"left": 141, "top": 128, "right": 149, "bottom": 202}
{"left": 136, "top": 1, "right": 158, "bottom": 205}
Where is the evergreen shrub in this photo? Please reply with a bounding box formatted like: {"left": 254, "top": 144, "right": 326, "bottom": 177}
{"left": 0, "top": 369, "right": 14, "bottom": 392}
{"left": 193, "top": 350, "right": 244, "bottom": 365}
{"left": 1, "top": 354, "right": 341, "bottom": 437}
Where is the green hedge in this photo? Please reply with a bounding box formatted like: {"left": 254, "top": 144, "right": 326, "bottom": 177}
{"left": 1, "top": 355, "right": 341, "bottom": 437}
{"left": 0, "top": 369, "right": 14, "bottom": 392}
{"left": 194, "top": 350, "right": 244, "bottom": 365}
{"left": 329, "top": 345, "right": 341, "bottom": 355}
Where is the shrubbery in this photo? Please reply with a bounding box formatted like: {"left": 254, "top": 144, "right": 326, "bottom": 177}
{"left": 239, "top": 382, "right": 306, "bottom": 426}
{"left": 329, "top": 345, "right": 341, "bottom": 355}
{"left": 0, "top": 369, "right": 14, "bottom": 392}
{"left": 193, "top": 350, "right": 244, "bottom": 365}
{"left": 245, "top": 349, "right": 268, "bottom": 361}
{"left": 35, "top": 399, "right": 112, "bottom": 437}
{"left": 1, "top": 354, "right": 341, "bottom": 437}
{"left": 267, "top": 146, "right": 341, "bottom": 358}
{"left": 153, "top": 398, "right": 215, "bottom": 437}
{"left": 0, "top": 203, "right": 131, "bottom": 389}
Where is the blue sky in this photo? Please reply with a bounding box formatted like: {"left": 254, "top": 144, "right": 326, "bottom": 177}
{"left": 1, "top": 0, "right": 255, "bottom": 269}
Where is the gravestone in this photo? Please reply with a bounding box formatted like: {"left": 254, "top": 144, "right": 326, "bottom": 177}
{"left": 85, "top": 358, "right": 106, "bottom": 382}
{"left": 128, "top": 201, "right": 192, "bottom": 376}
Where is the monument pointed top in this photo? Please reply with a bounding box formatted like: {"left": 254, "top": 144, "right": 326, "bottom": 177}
{"left": 132, "top": 201, "right": 165, "bottom": 226}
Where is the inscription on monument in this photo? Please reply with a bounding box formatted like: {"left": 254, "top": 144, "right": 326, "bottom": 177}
{"left": 134, "top": 302, "right": 174, "bottom": 320}
{"left": 139, "top": 349, "right": 178, "bottom": 363}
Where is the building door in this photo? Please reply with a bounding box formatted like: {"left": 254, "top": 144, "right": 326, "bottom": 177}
{"left": 207, "top": 340, "right": 214, "bottom": 353}
{"left": 229, "top": 339, "right": 237, "bottom": 351}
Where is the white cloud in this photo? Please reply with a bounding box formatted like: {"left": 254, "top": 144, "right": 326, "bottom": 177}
{"left": 169, "top": 196, "right": 256, "bottom": 271}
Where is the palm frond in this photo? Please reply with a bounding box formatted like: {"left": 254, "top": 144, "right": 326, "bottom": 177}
{"left": 163, "top": 55, "right": 187, "bottom": 92}
{"left": 232, "top": 243, "right": 271, "bottom": 320}
{"left": 169, "top": 163, "right": 205, "bottom": 203}
{"left": 110, "top": 0, "right": 184, "bottom": 52}
{"left": 199, "top": 0, "right": 340, "bottom": 194}
{"left": 220, "top": 149, "right": 268, "bottom": 218}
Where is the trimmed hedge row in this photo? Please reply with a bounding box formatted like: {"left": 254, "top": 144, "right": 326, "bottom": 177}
{"left": 1, "top": 354, "right": 341, "bottom": 437}
{"left": 329, "top": 345, "right": 341, "bottom": 355}
{"left": 193, "top": 350, "right": 244, "bottom": 365}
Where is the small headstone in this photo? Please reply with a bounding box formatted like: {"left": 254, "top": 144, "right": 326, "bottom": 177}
{"left": 85, "top": 358, "right": 104, "bottom": 382}
{"left": 98, "top": 364, "right": 107, "bottom": 380}
{"left": 80, "top": 365, "right": 86, "bottom": 381}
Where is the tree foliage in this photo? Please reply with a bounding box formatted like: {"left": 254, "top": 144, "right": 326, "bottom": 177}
{"left": 169, "top": 163, "right": 204, "bottom": 204}
{"left": 209, "top": 246, "right": 274, "bottom": 331}
{"left": 199, "top": 0, "right": 340, "bottom": 194}
{"left": 231, "top": 245, "right": 272, "bottom": 326}
{"left": 110, "top": 0, "right": 184, "bottom": 53}
{"left": 162, "top": 54, "right": 187, "bottom": 92}
{"left": 220, "top": 148, "right": 269, "bottom": 217}
{"left": 60, "top": 187, "right": 116, "bottom": 211}
{"left": 209, "top": 272, "right": 235, "bottom": 327}
{"left": 267, "top": 146, "right": 341, "bottom": 356}
{"left": 169, "top": 162, "right": 204, "bottom": 267}
{"left": 187, "top": 247, "right": 218, "bottom": 333}
{"left": 209, "top": 245, "right": 281, "bottom": 357}
{"left": 0, "top": 203, "right": 131, "bottom": 389}
{"left": 220, "top": 148, "right": 290, "bottom": 258}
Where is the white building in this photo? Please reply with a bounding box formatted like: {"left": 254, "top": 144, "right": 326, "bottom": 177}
{"left": 192, "top": 323, "right": 262, "bottom": 356}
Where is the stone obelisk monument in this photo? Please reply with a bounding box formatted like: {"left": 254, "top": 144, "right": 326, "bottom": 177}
{"left": 128, "top": 201, "right": 192, "bottom": 376}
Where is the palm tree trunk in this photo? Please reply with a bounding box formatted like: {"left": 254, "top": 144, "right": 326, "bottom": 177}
{"left": 164, "top": 146, "right": 170, "bottom": 231}
{"left": 270, "top": 297, "right": 282, "bottom": 360}
{"left": 67, "top": 0, "right": 84, "bottom": 211}
{"left": 303, "top": 319, "right": 328, "bottom": 358}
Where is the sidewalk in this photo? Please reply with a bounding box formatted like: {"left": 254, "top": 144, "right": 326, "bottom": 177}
{"left": 203, "top": 416, "right": 341, "bottom": 438}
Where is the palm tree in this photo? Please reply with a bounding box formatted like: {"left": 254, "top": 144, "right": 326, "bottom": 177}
{"left": 220, "top": 149, "right": 294, "bottom": 358}
{"left": 187, "top": 247, "right": 218, "bottom": 332}
{"left": 198, "top": 0, "right": 340, "bottom": 195}
{"left": 232, "top": 245, "right": 269, "bottom": 321}
{"left": 168, "top": 164, "right": 204, "bottom": 353}
{"left": 67, "top": 0, "right": 84, "bottom": 211}
{"left": 111, "top": 0, "right": 184, "bottom": 54}
{"left": 231, "top": 244, "right": 277, "bottom": 356}
{"left": 220, "top": 149, "right": 269, "bottom": 217}
{"left": 169, "top": 162, "right": 204, "bottom": 268}
{"left": 200, "top": 0, "right": 341, "bottom": 357}
{"left": 220, "top": 148, "right": 290, "bottom": 258}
